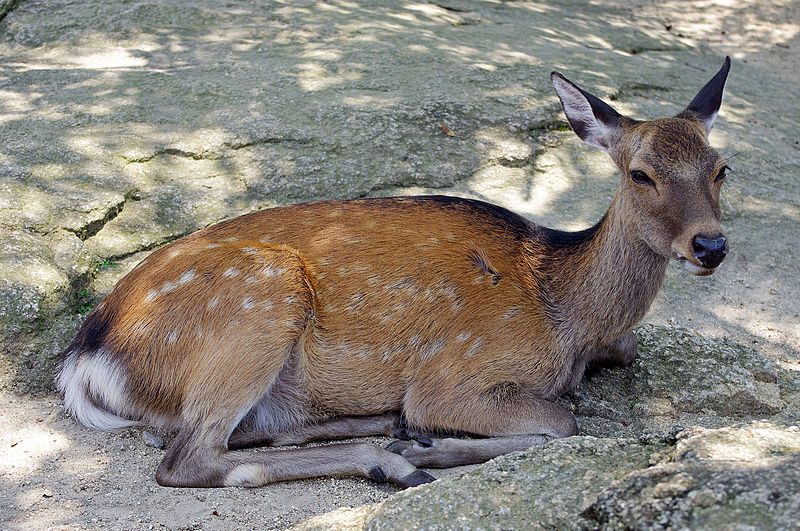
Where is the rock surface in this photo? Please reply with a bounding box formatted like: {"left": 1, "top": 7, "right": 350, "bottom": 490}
{"left": 569, "top": 324, "right": 797, "bottom": 440}
{"left": 585, "top": 422, "right": 800, "bottom": 530}
{"left": 1, "top": 0, "right": 798, "bottom": 529}
{"left": 297, "top": 423, "right": 800, "bottom": 530}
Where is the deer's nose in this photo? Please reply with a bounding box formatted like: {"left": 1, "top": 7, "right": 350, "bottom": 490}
{"left": 692, "top": 234, "right": 728, "bottom": 269}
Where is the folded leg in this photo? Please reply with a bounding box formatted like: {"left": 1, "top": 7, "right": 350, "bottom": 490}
{"left": 390, "top": 383, "right": 577, "bottom": 468}
{"left": 229, "top": 412, "right": 402, "bottom": 449}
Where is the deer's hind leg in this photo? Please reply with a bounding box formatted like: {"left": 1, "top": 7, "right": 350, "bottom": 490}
{"left": 157, "top": 419, "right": 433, "bottom": 488}
{"left": 153, "top": 244, "right": 433, "bottom": 488}
{"left": 156, "top": 336, "right": 431, "bottom": 487}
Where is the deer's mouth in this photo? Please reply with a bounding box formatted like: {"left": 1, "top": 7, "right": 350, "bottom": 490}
{"left": 672, "top": 251, "right": 716, "bottom": 276}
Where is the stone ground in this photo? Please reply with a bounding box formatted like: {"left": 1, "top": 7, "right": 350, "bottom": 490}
{"left": 1, "top": 0, "right": 798, "bottom": 529}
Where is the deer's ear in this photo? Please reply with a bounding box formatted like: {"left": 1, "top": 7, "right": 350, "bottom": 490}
{"left": 551, "top": 72, "right": 625, "bottom": 152}
{"left": 676, "top": 56, "right": 731, "bottom": 135}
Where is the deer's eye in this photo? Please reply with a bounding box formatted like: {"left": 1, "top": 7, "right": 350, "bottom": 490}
{"left": 630, "top": 170, "right": 654, "bottom": 186}
{"left": 714, "top": 166, "right": 729, "bottom": 183}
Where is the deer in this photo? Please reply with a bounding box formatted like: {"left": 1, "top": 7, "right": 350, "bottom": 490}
{"left": 57, "top": 57, "right": 732, "bottom": 488}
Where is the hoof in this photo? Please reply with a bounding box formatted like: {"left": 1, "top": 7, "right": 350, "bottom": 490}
{"left": 385, "top": 440, "right": 414, "bottom": 454}
{"left": 397, "top": 469, "right": 436, "bottom": 488}
{"left": 391, "top": 427, "right": 413, "bottom": 440}
{"left": 369, "top": 466, "right": 386, "bottom": 483}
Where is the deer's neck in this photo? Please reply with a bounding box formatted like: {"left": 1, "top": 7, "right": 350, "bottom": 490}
{"left": 540, "top": 198, "right": 669, "bottom": 351}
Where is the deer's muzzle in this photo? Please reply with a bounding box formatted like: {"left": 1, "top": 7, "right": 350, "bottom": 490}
{"left": 692, "top": 233, "right": 728, "bottom": 269}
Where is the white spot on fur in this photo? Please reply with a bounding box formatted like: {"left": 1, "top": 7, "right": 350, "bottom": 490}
{"left": 408, "top": 334, "right": 422, "bottom": 350}
{"left": 241, "top": 247, "right": 261, "bottom": 255}
{"left": 178, "top": 269, "right": 196, "bottom": 285}
{"left": 168, "top": 248, "right": 183, "bottom": 259}
{"left": 56, "top": 349, "right": 139, "bottom": 431}
{"left": 145, "top": 290, "right": 158, "bottom": 303}
{"left": 383, "top": 278, "right": 418, "bottom": 296}
{"left": 345, "top": 293, "right": 367, "bottom": 313}
{"left": 208, "top": 296, "right": 220, "bottom": 310}
{"left": 261, "top": 265, "right": 287, "bottom": 278}
{"left": 245, "top": 275, "right": 259, "bottom": 284}
{"left": 378, "top": 303, "right": 406, "bottom": 323}
{"left": 222, "top": 237, "right": 239, "bottom": 242}
{"left": 502, "top": 307, "right": 520, "bottom": 320}
{"left": 165, "top": 329, "right": 178, "bottom": 344}
{"left": 132, "top": 320, "right": 149, "bottom": 335}
{"left": 284, "top": 295, "right": 297, "bottom": 305}
{"left": 223, "top": 267, "right": 241, "bottom": 278}
{"left": 242, "top": 297, "right": 256, "bottom": 310}
{"left": 456, "top": 332, "right": 472, "bottom": 343}
{"left": 225, "top": 463, "right": 269, "bottom": 487}
{"left": 205, "top": 243, "right": 221, "bottom": 249}
{"left": 160, "top": 280, "right": 179, "bottom": 294}
{"left": 419, "top": 337, "right": 446, "bottom": 361}
{"left": 380, "top": 344, "right": 404, "bottom": 360}
{"left": 465, "top": 337, "right": 483, "bottom": 358}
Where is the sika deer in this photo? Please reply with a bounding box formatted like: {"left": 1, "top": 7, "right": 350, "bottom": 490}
{"left": 58, "top": 58, "right": 732, "bottom": 488}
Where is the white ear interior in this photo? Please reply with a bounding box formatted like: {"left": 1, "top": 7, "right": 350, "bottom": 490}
{"left": 697, "top": 111, "right": 718, "bottom": 135}
{"left": 551, "top": 75, "right": 615, "bottom": 151}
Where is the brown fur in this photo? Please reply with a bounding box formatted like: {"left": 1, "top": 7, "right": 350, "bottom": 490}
{"left": 58, "top": 58, "right": 732, "bottom": 487}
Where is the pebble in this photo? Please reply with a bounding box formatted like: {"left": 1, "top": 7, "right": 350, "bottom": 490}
{"left": 142, "top": 431, "right": 165, "bottom": 449}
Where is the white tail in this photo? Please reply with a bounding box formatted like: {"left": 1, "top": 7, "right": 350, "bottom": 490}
{"left": 57, "top": 349, "right": 141, "bottom": 431}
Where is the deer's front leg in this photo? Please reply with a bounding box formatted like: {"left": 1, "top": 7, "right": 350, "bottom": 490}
{"left": 386, "top": 434, "right": 553, "bottom": 468}
{"left": 389, "top": 386, "right": 577, "bottom": 468}
{"left": 590, "top": 331, "right": 638, "bottom": 367}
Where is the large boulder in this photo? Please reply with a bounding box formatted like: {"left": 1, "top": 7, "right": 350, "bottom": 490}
{"left": 585, "top": 422, "right": 800, "bottom": 530}
{"left": 568, "top": 324, "right": 797, "bottom": 439}
{"left": 295, "top": 422, "right": 800, "bottom": 530}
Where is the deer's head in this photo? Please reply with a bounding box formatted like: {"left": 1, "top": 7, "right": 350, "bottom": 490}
{"left": 552, "top": 58, "right": 732, "bottom": 275}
